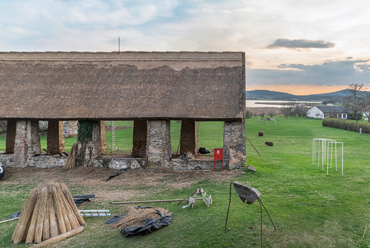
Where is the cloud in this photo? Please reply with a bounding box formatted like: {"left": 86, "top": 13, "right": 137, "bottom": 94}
{"left": 267, "top": 39, "right": 336, "bottom": 49}
{"left": 248, "top": 59, "right": 370, "bottom": 86}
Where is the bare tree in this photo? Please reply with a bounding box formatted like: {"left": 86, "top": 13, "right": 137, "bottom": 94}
{"left": 363, "top": 92, "right": 370, "bottom": 122}
{"left": 281, "top": 107, "right": 292, "bottom": 118}
{"left": 343, "top": 84, "right": 367, "bottom": 124}
{"left": 292, "top": 104, "right": 307, "bottom": 117}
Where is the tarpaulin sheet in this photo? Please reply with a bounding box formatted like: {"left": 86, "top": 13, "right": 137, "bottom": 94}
{"left": 106, "top": 207, "right": 173, "bottom": 238}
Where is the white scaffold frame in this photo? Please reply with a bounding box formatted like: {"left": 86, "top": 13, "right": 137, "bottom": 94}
{"left": 312, "top": 138, "right": 344, "bottom": 176}
{"left": 327, "top": 141, "right": 344, "bottom": 176}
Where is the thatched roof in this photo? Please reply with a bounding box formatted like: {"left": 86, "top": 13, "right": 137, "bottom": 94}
{"left": 0, "top": 51, "right": 245, "bottom": 121}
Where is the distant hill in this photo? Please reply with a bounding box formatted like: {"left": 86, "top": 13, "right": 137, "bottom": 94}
{"left": 246, "top": 89, "right": 348, "bottom": 101}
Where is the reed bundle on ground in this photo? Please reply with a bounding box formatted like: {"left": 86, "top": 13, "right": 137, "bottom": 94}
{"left": 110, "top": 206, "right": 170, "bottom": 229}
{"left": 64, "top": 143, "right": 77, "bottom": 169}
{"left": 12, "top": 182, "right": 85, "bottom": 245}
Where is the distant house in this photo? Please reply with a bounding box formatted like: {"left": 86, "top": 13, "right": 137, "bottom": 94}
{"left": 307, "top": 106, "right": 349, "bottom": 119}
{"left": 363, "top": 109, "right": 370, "bottom": 121}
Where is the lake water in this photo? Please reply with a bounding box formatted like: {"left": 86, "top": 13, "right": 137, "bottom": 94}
{"left": 246, "top": 100, "right": 320, "bottom": 108}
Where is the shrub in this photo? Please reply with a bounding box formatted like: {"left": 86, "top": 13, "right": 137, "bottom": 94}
{"left": 245, "top": 109, "right": 252, "bottom": 119}
{"left": 322, "top": 118, "right": 370, "bottom": 133}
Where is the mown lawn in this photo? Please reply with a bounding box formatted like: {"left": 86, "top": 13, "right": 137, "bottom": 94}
{"left": 0, "top": 116, "right": 369, "bottom": 248}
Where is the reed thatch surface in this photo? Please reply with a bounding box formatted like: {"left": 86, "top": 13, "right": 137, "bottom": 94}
{"left": 0, "top": 52, "right": 245, "bottom": 121}
{"left": 11, "top": 182, "right": 85, "bottom": 244}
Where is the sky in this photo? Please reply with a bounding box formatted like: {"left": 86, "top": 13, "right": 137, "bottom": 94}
{"left": 1, "top": 0, "right": 370, "bottom": 95}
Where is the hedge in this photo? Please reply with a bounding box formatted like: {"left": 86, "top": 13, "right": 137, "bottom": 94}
{"left": 322, "top": 118, "right": 370, "bottom": 134}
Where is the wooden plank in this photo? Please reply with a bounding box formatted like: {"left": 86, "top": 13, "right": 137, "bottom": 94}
{"left": 0, "top": 217, "right": 19, "bottom": 224}
{"left": 112, "top": 198, "right": 203, "bottom": 205}
{"left": 32, "top": 226, "right": 84, "bottom": 248}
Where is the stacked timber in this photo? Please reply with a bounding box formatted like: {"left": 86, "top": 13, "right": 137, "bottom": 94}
{"left": 12, "top": 182, "right": 85, "bottom": 244}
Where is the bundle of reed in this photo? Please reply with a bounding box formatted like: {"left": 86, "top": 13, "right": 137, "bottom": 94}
{"left": 110, "top": 206, "right": 170, "bottom": 229}
{"left": 12, "top": 182, "right": 85, "bottom": 245}
{"left": 64, "top": 143, "right": 77, "bottom": 169}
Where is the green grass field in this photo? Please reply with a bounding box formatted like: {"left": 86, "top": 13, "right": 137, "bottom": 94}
{"left": 0, "top": 117, "right": 369, "bottom": 247}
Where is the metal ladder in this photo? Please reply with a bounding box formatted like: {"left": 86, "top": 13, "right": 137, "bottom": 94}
{"left": 111, "top": 121, "right": 116, "bottom": 153}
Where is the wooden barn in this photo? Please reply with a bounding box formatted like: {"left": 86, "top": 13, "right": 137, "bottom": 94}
{"left": 0, "top": 51, "right": 246, "bottom": 170}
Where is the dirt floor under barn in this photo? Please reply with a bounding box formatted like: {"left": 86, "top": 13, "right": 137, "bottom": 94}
{"left": 2, "top": 167, "right": 243, "bottom": 204}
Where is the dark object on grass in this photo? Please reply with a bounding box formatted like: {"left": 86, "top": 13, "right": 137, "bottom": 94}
{"left": 106, "top": 172, "right": 121, "bottom": 182}
{"left": 225, "top": 181, "right": 277, "bottom": 248}
{"left": 72, "top": 195, "right": 95, "bottom": 207}
{"left": 121, "top": 212, "right": 173, "bottom": 238}
{"left": 265, "top": 141, "right": 273, "bottom": 146}
{"left": 0, "top": 162, "right": 4, "bottom": 179}
{"left": 106, "top": 169, "right": 126, "bottom": 182}
{"left": 106, "top": 207, "right": 173, "bottom": 238}
{"left": 7, "top": 210, "right": 22, "bottom": 220}
{"left": 258, "top": 131, "right": 264, "bottom": 136}
{"left": 198, "top": 147, "right": 210, "bottom": 154}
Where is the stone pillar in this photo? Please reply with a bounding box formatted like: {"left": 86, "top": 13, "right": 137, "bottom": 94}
{"left": 76, "top": 120, "right": 102, "bottom": 167}
{"left": 14, "top": 120, "right": 27, "bottom": 167}
{"left": 14, "top": 120, "right": 41, "bottom": 167}
{"left": 30, "top": 120, "right": 41, "bottom": 155}
{"left": 132, "top": 120, "right": 147, "bottom": 157}
{"left": 91, "top": 121, "right": 103, "bottom": 157}
{"left": 223, "top": 121, "right": 246, "bottom": 169}
{"left": 47, "top": 120, "right": 65, "bottom": 154}
{"left": 163, "top": 121, "right": 172, "bottom": 164}
{"left": 146, "top": 120, "right": 171, "bottom": 168}
{"left": 100, "top": 121, "right": 106, "bottom": 154}
{"left": 180, "top": 120, "right": 197, "bottom": 155}
{"left": 6, "top": 120, "right": 16, "bottom": 153}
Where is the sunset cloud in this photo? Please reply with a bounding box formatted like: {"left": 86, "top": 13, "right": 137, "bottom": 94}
{"left": 249, "top": 59, "right": 370, "bottom": 88}
{"left": 267, "top": 39, "right": 335, "bottom": 49}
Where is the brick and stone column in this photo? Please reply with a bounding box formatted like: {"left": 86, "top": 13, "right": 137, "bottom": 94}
{"left": 180, "top": 120, "right": 197, "bottom": 155}
{"left": 14, "top": 120, "right": 41, "bottom": 167}
{"left": 132, "top": 120, "right": 147, "bottom": 157}
{"left": 47, "top": 120, "right": 65, "bottom": 154}
{"left": 223, "top": 121, "right": 246, "bottom": 169}
{"left": 76, "top": 120, "right": 103, "bottom": 167}
{"left": 146, "top": 120, "right": 171, "bottom": 168}
{"left": 30, "top": 120, "right": 41, "bottom": 155}
{"left": 6, "top": 120, "right": 16, "bottom": 153}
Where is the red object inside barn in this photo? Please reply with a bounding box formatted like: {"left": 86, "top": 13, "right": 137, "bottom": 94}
{"left": 214, "top": 148, "right": 223, "bottom": 171}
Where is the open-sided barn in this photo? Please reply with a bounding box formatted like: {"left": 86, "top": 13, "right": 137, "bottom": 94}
{"left": 0, "top": 51, "right": 246, "bottom": 170}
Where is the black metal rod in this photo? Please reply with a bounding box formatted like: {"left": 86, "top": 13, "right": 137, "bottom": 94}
{"left": 258, "top": 199, "right": 277, "bottom": 231}
{"left": 259, "top": 199, "right": 263, "bottom": 248}
{"left": 246, "top": 135, "right": 261, "bottom": 156}
{"left": 224, "top": 182, "right": 233, "bottom": 230}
